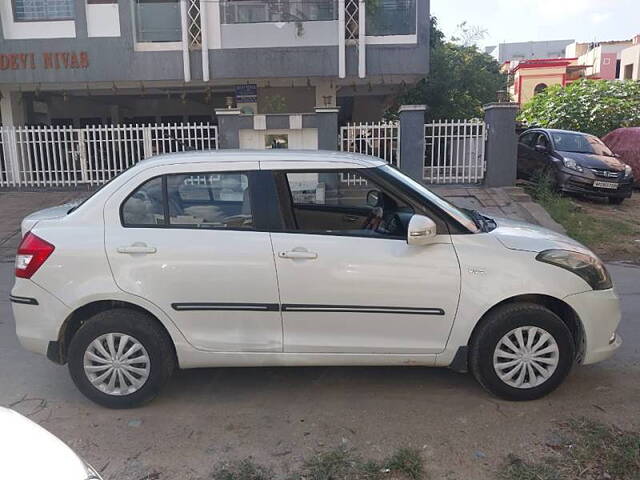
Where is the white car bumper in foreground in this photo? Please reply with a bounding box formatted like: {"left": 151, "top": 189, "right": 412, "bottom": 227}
{"left": 564, "top": 288, "right": 622, "bottom": 365}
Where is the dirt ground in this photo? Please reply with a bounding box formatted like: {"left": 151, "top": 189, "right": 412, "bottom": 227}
{"left": 2, "top": 261, "right": 640, "bottom": 480}
{"left": 566, "top": 193, "right": 640, "bottom": 263}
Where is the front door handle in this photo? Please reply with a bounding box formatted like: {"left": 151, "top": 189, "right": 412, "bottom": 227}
{"left": 279, "top": 248, "right": 318, "bottom": 260}
{"left": 117, "top": 243, "right": 157, "bottom": 255}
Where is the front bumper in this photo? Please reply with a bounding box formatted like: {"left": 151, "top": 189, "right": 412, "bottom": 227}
{"left": 557, "top": 170, "right": 634, "bottom": 198}
{"left": 564, "top": 288, "right": 622, "bottom": 365}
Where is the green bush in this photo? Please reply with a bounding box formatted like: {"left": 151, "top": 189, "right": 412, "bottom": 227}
{"left": 519, "top": 79, "right": 640, "bottom": 138}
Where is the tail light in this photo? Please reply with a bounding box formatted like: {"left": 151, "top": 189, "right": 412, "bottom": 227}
{"left": 15, "top": 233, "right": 55, "bottom": 279}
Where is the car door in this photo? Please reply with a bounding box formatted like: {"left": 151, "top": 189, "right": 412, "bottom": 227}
{"left": 103, "top": 162, "right": 283, "bottom": 353}
{"left": 532, "top": 133, "right": 552, "bottom": 174}
{"left": 517, "top": 131, "right": 537, "bottom": 178}
{"left": 268, "top": 165, "right": 461, "bottom": 355}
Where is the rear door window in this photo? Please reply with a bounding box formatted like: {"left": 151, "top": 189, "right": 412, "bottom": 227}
{"left": 520, "top": 132, "right": 536, "bottom": 147}
{"left": 121, "top": 177, "right": 166, "bottom": 226}
{"left": 120, "top": 171, "right": 258, "bottom": 230}
{"left": 167, "top": 172, "right": 254, "bottom": 230}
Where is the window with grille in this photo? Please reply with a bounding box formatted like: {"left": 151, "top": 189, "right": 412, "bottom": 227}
{"left": 13, "top": 0, "right": 75, "bottom": 21}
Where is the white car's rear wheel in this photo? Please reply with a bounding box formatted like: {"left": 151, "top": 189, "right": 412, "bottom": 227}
{"left": 68, "top": 309, "right": 175, "bottom": 409}
{"left": 470, "top": 303, "right": 575, "bottom": 401}
{"left": 83, "top": 333, "right": 151, "bottom": 396}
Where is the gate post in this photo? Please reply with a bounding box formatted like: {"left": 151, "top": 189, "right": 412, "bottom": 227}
{"left": 398, "top": 105, "right": 426, "bottom": 183}
{"left": 215, "top": 109, "right": 252, "bottom": 149}
{"left": 3, "top": 127, "right": 21, "bottom": 186}
{"left": 143, "top": 126, "right": 153, "bottom": 158}
{"left": 483, "top": 103, "right": 519, "bottom": 187}
{"left": 77, "top": 129, "right": 89, "bottom": 184}
{"left": 315, "top": 107, "right": 340, "bottom": 150}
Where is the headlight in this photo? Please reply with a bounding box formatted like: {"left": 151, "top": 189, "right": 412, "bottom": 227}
{"left": 536, "top": 249, "right": 612, "bottom": 290}
{"left": 85, "top": 463, "right": 103, "bottom": 480}
{"left": 562, "top": 157, "right": 584, "bottom": 173}
{"left": 624, "top": 165, "right": 633, "bottom": 177}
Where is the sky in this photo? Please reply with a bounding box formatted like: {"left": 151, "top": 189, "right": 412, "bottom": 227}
{"left": 430, "top": 0, "right": 640, "bottom": 49}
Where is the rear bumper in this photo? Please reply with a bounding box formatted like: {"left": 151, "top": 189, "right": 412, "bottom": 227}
{"left": 11, "top": 279, "right": 71, "bottom": 358}
{"left": 564, "top": 288, "right": 622, "bottom": 365}
{"left": 558, "top": 172, "right": 634, "bottom": 198}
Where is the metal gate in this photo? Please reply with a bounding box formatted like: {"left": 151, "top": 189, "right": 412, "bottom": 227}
{"left": 424, "top": 119, "right": 486, "bottom": 184}
{"left": 339, "top": 121, "right": 400, "bottom": 185}
{"left": 0, "top": 123, "right": 218, "bottom": 188}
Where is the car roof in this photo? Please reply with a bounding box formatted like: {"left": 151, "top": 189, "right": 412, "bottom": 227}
{"left": 525, "top": 128, "right": 592, "bottom": 136}
{"left": 139, "top": 150, "right": 387, "bottom": 168}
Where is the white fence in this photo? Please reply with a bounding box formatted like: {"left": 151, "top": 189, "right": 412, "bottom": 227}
{"left": 339, "top": 121, "right": 400, "bottom": 185}
{"left": 424, "top": 119, "right": 486, "bottom": 184}
{"left": 0, "top": 123, "right": 218, "bottom": 188}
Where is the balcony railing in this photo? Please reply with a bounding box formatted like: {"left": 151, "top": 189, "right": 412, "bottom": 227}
{"left": 221, "top": 0, "right": 338, "bottom": 24}
{"left": 135, "top": 0, "right": 181, "bottom": 43}
{"left": 366, "top": 0, "right": 416, "bottom": 36}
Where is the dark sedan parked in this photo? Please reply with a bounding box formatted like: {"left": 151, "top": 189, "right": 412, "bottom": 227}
{"left": 517, "top": 128, "right": 634, "bottom": 204}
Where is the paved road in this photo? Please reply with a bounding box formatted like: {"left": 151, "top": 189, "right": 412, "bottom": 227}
{"left": 0, "top": 262, "right": 638, "bottom": 480}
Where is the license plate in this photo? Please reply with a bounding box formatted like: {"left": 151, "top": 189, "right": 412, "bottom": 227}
{"left": 593, "top": 181, "right": 619, "bottom": 190}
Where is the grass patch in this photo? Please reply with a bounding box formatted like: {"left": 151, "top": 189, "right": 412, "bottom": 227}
{"left": 498, "top": 418, "right": 640, "bottom": 480}
{"left": 212, "top": 447, "right": 425, "bottom": 480}
{"left": 527, "top": 174, "right": 638, "bottom": 248}
{"left": 213, "top": 459, "right": 274, "bottom": 480}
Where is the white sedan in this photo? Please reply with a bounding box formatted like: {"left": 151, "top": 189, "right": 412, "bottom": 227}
{"left": 11, "top": 150, "right": 621, "bottom": 408}
{"left": 0, "top": 407, "right": 102, "bottom": 479}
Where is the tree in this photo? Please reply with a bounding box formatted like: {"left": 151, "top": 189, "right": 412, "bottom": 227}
{"left": 519, "top": 79, "right": 640, "bottom": 138}
{"left": 387, "top": 18, "right": 506, "bottom": 121}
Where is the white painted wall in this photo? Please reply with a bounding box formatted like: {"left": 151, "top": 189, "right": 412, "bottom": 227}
{"left": 239, "top": 128, "right": 319, "bottom": 150}
{"left": 221, "top": 21, "right": 338, "bottom": 49}
{"left": 86, "top": 2, "right": 120, "bottom": 37}
{"left": 0, "top": 2, "right": 76, "bottom": 39}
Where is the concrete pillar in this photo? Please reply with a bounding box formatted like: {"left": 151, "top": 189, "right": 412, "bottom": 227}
{"left": 483, "top": 103, "right": 519, "bottom": 188}
{"left": 398, "top": 105, "right": 426, "bottom": 183}
{"left": 74, "top": 0, "right": 88, "bottom": 39}
{"left": 0, "top": 90, "right": 27, "bottom": 126}
{"left": 315, "top": 80, "right": 337, "bottom": 108}
{"left": 215, "top": 109, "right": 252, "bottom": 149}
{"left": 315, "top": 107, "right": 339, "bottom": 151}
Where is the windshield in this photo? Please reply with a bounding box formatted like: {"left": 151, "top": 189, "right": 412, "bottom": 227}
{"left": 551, "top": 132, "right": 614, "bottom": 156}
{"left": 379, "top": 165, "right": 480, "bottom": 233}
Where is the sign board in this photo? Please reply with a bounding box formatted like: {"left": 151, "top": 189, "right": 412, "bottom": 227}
{"left": 0, "top": 52, "right": 89, "bottom": 71}
{"left": 235, "top": 84, "right": 257, "bottom": 104}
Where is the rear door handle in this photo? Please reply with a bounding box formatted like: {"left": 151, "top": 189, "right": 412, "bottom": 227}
{"left": 343, "top": 215, "right": 359, "bottom": 223}
{"left": 279, "top": 248, "right": 318, "bottom": 260}
{"left": 117, "top": 243, "right": 157, "bottom": 255}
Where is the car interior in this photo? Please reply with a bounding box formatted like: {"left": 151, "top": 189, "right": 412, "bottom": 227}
{"left": 285, "top": 172, "right": 414, "bottom": 238}
{"left": 121, "top": 173, "right": 254, "bottom": 229}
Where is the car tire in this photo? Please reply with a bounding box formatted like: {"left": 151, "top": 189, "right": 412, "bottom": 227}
{"left": 469, "top": 302, "right": 575, "bottom": 401}
{"left": 609, "top": 197, "right": 625, "bottom": 205}
{"left": 67, "top": 308, "right": 176, "bottom": 409}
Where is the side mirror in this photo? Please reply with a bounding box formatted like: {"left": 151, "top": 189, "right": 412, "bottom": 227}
{"left": 366, "top": 190, "right": 380, "bottom": 207}
{"left": 535, "top": 144, "right": 548, "bottom": 153}
{"left": 407, "top": 215, "right": 437, "bottom": 246}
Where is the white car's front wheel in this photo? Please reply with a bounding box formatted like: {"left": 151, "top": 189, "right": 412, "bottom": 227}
{"left": 470, "top": 303, "right": 575, "bottom": 401}
{"left": 68, "top": 309, "right": 175, "bottom": 409}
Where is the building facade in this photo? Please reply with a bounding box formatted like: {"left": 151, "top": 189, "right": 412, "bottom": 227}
{"left": 507, "top": 58, "right": 586, "bottom": 106}
{"left": 619, "top": 35, "right": 640, "bottom": 80}
{"left": 486, "top": 39, "right": 573, "bottom": 64}
{"left": 566, "top": 39, "right": 634, "bottom": 80}
{"left": 0, "top": 0, "right": 429, "bottom": 135}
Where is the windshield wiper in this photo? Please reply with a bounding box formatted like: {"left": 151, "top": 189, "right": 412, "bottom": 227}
{"left": 465, "top": 209, "right": 494, "bottom": 232}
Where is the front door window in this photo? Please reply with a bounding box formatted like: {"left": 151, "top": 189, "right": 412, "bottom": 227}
{"left": 283, "top": 170, "right": 414, "bottom": 239}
